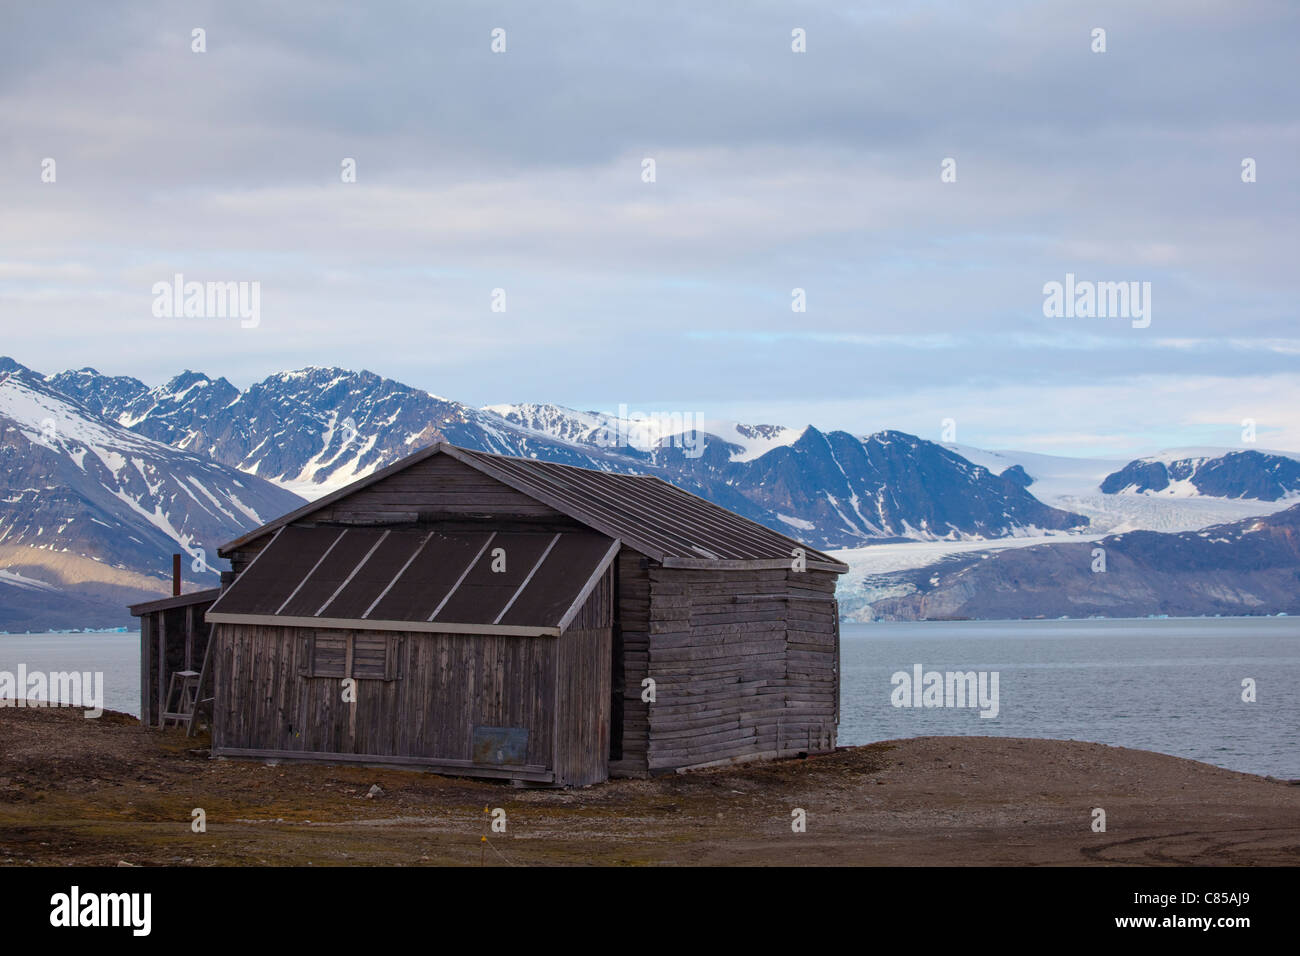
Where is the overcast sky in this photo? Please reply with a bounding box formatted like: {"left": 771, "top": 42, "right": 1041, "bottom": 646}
{"left": 2, "top": 0, "right": 1296, "bottom": 456}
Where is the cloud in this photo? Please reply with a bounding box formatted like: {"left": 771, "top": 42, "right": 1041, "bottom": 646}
{"left": 0, "top": 0, "right": 1295, "bottom": 454}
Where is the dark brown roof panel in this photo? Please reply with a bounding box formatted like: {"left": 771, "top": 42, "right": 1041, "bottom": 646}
{"left": 207, "top": 528, "right": 618, "bottom": 635}
{"left": 498, "top": 533, "right": 616, "bottom": 628}
{"left": 431, "top": 532, "right": 556, "bottom": 624}
{"left": 277, "top": 528, "right": 386, "bottom": 618}
{"left": 366, "top": 531, "right": 492, "bottom": 622}
{"left": 128, "top": 587, "right": 222, "bottom": 616}
{"left": 227, "top": 526, "right": 344, "bottom": 616}
{"left": 318, "top": 530, "right": 427, "bottom": 620}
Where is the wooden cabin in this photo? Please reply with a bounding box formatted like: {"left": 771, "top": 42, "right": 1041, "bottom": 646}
{"left": 158, "top": 442, "right": 847, "bottom": 786}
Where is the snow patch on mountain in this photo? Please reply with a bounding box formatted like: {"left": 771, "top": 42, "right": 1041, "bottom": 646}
{"left": 1142, "top": 446, "right": 1300, "bottom": 465}
{"left": 0, "top": 568, "right": 59, "bottom": 592}
{"left": 0, "top": 362, "right": 305, "bottom": 603}
{"left": 483, "top": 402, "right": 803, "bottom": 462}
{"left": 943, "top": 444, "right": 1125, "bottom": 501}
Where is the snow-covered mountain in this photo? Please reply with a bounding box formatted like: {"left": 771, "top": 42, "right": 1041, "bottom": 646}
{"left": 41, "top": 361, "right": 1087, "bottom": 550}
{"left": 482, "top": 406, "right": 1089, "bottom": 540}
{"left": 830, "top": 442, "right": 1300, "bottom": 619}
{"left": 864, "top": 504, "right": 1300, "bottom": 621}
{"left": 46, "top": 366, "right": 150, "bottom": 419}
{"left": 671, "top": 427, "right": 1089, "bottom": 544}
{"left": 943, "top": 445, "right": 1127, "bottom": 503}
{"left": 0, "top": 361, "right": 305, "bottom": 630}
{"left": 10, "top": 354, "right": 1300, "bottom": 626}
{"left": 484, "top": 401, "right": 803, "bottom": 463}
{"left": 1100, "top": 449, "right": 1300, "bottom": 501}
{"left": 944, "top": 443, "right": 1298, "bottom": 536}
{"left": 58, "top": 366, "right": 632, "bottom": 499}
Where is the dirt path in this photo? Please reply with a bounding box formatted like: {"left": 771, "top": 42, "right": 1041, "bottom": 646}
{"left": 2, "top": 708, "right": 1296, "bottom": 865}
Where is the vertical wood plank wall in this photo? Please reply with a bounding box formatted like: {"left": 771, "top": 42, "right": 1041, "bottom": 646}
{"left": 553, "top": 627, "right": 611, "bottom": 786}
{"left": 553, "top": 566, "right": 613, "bottom": 785}
{"left": 213, "top": 624, "right": 560, "bottom": 770}
{"left": 609, "top": 549, "right": 651, "bottom": 775}
{"left": 176, "top": 547, "right": 838, "bottom": 782}
{"left": 139, "top": 615, "right": 154, "bottom": 726}
{"left": 211, "top": 557, "right": 615, "bottom": 786}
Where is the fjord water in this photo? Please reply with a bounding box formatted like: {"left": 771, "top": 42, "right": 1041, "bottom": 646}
{"left": 0, "top": 632, "right": 139, "bottom": 717}
{"left": 841, "top": 617, "right": 1300, "bottom": 778}
{"left": 2, "top": 617, "right": 1296, "bottom": 778}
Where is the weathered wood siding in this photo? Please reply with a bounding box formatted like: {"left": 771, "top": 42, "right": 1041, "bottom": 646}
{"left": 553, "top": 626, "right": 611, "bottom": 786}
{"left": 609, "top": 548, "right": 651, "bottom": 776}
{"left": 138, "top": 599, "right": 216, "bottom": 726}
{"left": 211, "top": 561, "right": 614, "bottom": 785}
{"left": 208, "top": 447, "right": 844, "bottom": 782}
{"left": 554, "top": 564, "right": 613, "bottom": 785}
{"left": 213, "top": 623, "right": 558, "bottom": 777}
{"left": 639, "top": 566, "right": 839, "bottom": 773}
{"left": 305, "top": 454, "right": 564, "bottom": 523}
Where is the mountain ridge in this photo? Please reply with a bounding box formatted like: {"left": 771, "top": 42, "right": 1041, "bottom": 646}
{"left": 7, "top": 354, "right": 1300, "bottom": 629}
{"left": 864, "top": 504, "right": 1300, "bottom": 621}
{"left": 28, "top": 358, "right": 1089, "bottom": 549}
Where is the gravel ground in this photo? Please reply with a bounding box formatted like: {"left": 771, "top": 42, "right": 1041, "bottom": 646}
{"left": 1, "top": 707, "right": 1297, "bottom": 866}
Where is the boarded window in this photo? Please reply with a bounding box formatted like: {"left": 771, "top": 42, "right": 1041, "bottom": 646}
{"left": 311, "top": 631, "right": 348, "bottom": 678}
{"left": 298, "top": 631, "right": 403, "bottom": 681}
{"left": 353, "top": 635, "right": 389, "bottom": 680}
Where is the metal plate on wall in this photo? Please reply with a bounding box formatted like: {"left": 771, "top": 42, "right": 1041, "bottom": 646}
{"left": 472, "top": 726, "right": 529, "bottom": 765}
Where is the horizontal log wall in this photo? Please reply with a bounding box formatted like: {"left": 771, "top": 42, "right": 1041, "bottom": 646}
{"left": 642, "top": 566, "right": 839, "bottom": 772}
{"left": 311, "top": 454, "right": 563, "bottom": 522}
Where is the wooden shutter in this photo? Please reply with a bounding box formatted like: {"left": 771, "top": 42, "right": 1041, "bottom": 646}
{"left": 352, "top": 634, "right": 388, "bottom": 680}
{"left": 312, "top": 631, "right": 349, "bottom": 678}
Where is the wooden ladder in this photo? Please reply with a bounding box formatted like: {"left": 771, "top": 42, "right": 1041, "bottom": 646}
{"left": 186, "top": 627, "right": 215, "bottom": 737}
{"left": 161, "top": 670, "right": 201, "bottom": 727}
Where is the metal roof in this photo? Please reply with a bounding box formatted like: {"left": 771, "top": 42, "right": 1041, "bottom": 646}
{"left": 219, "top": 442, "right": 848, "bottom": 573}
{"left": 206, "top": 525, "right": 620, "bottom": 636}
{"left": 128, "top": 587, "right": 222, "bottom": 617}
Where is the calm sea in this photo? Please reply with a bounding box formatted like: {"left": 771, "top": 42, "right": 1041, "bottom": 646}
{"left": 2, "top": 618, "right": 1296, "bottom": 777}
{"left": 840, "top": 617, "right": 1299, "bottom": 778}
